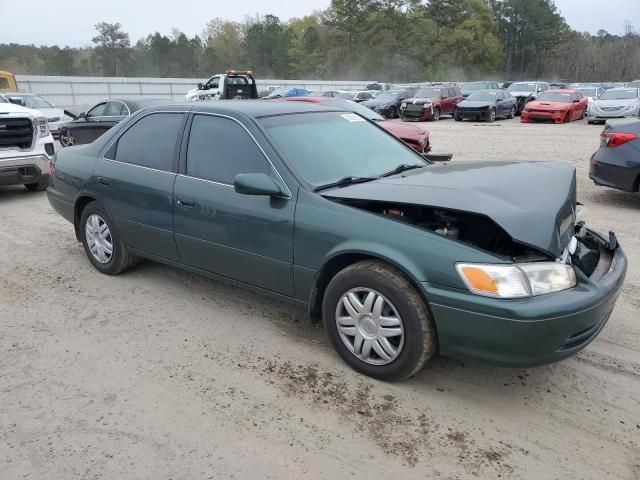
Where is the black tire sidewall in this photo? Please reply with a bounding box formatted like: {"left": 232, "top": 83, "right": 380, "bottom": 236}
{"left": 79, "top": 202, "right": 125, "bottom": 275}
{"left": 323, "top": 263, "right": 434, "bottom": 381}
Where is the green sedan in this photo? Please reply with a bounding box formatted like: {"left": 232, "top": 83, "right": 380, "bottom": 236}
{"left": 47, "top": 101, "right": 627, "bottom": 381}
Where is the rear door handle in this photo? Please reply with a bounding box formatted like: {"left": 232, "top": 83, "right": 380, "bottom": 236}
{"left": 176, "top": 196, "right": 195, "bottom": 208}
{"left": 97, "top": 177, "right": 110, "bottom": 187}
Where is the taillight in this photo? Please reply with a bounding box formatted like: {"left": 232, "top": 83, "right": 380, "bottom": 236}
{"left": 601, "top": 131, "right": 637, "bottom": 148}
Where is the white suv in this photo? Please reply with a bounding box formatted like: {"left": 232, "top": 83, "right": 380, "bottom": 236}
{"left": 0, "top": 100, "right": 54, "bottom": 191}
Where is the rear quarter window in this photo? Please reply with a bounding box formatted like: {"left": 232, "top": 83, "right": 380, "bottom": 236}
{"left": 113, "top": 113, "right": 184, "bottom": 171}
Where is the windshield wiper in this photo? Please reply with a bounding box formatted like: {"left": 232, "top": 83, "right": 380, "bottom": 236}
{"left": 379, "top": 164, "right": 425, "bottom": 178}
{"left": 313, "top": 176, "right": 377, "bottom": 192}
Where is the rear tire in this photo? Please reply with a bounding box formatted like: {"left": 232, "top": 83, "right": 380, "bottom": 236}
{"left": 24, "top": 178, "right": 49, "bottom": 192}
{"left": 80, "top": 202, "right": 138, "bottom": 275}
{"left": 323, "top": 260, "right": 437, "bottom": 381}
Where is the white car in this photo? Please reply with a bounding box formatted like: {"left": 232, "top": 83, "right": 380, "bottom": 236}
{"left": 0, "top": 101, "right": 54, "bottom": 191}
{"left": 588, "top": 88, "right": 640, "bottom": 124}
{"left": 0, "top": 92, "right": 68, "bottom": 136}
{"left": 185, "top": 71, "right": 257, "bottom": 101}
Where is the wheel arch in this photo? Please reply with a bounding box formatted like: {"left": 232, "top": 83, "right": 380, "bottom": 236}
{"left": 307, "top": 249, "right": 430, "bottom": 325}
{"left": 73, "top": 194, "right": 99, "bottom": 240}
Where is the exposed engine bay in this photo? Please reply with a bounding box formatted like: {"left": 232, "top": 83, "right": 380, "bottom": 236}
{"left": 331, "top": 199, "right": 551, "bottom": 260}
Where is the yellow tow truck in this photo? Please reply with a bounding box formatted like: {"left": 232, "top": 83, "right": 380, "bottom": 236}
{"left": 0, "top": 71, "right": 18, "bottom": 92}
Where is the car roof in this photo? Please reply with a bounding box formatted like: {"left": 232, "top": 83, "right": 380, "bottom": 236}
{"left": 148, "top": 99, "right": 344, "bottom": 118}
{"left": 543, "top": 89, "right": 576, "bottom": 93}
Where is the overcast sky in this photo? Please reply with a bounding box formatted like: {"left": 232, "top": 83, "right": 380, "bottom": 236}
{"left": 0, "top": 0, "right": 638, "bottom": 47}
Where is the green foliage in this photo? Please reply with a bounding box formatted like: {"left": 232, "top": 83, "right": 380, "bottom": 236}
{"left": 1, "top": 2, "right": 639, "bottom": 82}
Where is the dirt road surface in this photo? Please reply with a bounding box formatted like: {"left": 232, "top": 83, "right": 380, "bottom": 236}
{"left": 1, "top": 118, "right": 639, "bottom": 479}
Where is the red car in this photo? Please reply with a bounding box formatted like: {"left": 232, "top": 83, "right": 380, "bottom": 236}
{"left": 281, "top": 97, "right": 431, "bottom": 153}
{"left": 399, "top": 85, "right": 463, "bottom": 121}
{"left": 521, "top": 89, "right": 588, "bottom": 124}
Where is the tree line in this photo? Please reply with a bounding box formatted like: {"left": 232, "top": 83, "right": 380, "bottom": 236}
{"left": 1, "top": 0, "right": 639, "bottom": 82}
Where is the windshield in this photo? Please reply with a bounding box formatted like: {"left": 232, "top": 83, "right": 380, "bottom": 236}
{"left": 466, "top": 91, "right": 499, "bottom": 101}
{"left": 336, "top": 92, "right": 355, "bottom": 100}
{"left": 536, "top": 92, "right": 572, "bottom": 102}
{"left": 463, "top": 83, "right": 490, "bottom": 92}
{"left": 260, "top": 111, "right": 425, "bottom": 187}
{"left": 508, "top": 82, "right": 536, "bottom": 92}
{"left": 415, "top": 88, "right": 440, "bottom": 98}
{"left": 598, "top": 89, "right": 638, "bottom": 100}
{"left": 576, "top": 88, "right": 597, "bottom": 97}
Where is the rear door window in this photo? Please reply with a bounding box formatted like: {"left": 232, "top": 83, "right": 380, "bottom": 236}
{"left": 186, "top": 114, "right": 269, "bottom": 185}
{"left": 114, "top": 113, "right": 184, "bottom": 171}
{"left": 106, "top": 101, "right": 128, "bottom": 116}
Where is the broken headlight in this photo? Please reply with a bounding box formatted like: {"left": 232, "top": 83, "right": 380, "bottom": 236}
{"left": 456, "top": 262, "right": 576, "bottom": 299}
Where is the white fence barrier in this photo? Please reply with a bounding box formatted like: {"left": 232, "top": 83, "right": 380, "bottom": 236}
{"left": 15, "top": 75, "right": 382, "bottom": 108}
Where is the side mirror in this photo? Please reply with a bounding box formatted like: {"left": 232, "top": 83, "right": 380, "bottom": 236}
{"left": 537, "top": 87, "right": 543, "bottom": 92}
{"left": 234, "top": 173, "right": 283, "bottom": 197}
{"left": 573, "top": 98, "right": 580, "bottom": 103}
{"left": 197, "top": 83, "right": 203, "bottom": 90}
{"left": 78, "top": 112, "right": 86, "bottom": 119}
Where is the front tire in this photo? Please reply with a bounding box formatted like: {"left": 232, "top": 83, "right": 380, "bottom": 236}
{"left": 323, "top": 260, "right": 436, "bottom": 381}
{"left": 487, "top": 108, "right": 496, "bottom": 123}
{"left": 387, "top": 106, "right": 398, "bottom": 119}
{"left": 430, "top": 107, "right": 441, "bottom": 122}
{"left": 508, "top": 105, "right": 516, "bottom": 119}
{"left": 80, "top": 202, "right": 137, "bottom": 275}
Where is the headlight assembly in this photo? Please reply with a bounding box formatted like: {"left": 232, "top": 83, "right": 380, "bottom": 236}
{"left": 36, "top": 117, "right": 49, "bottom": 137}
{"left": 456, "top": 262, "right": 577, "bottom": 299}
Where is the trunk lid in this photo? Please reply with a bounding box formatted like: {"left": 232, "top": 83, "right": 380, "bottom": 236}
{"left": 322, "top": 161, "right": 577, "bottom": 258}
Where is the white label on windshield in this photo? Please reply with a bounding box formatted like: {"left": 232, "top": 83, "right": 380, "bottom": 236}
{"left": 341, "top": 113, "right": 364, "bottom": 122}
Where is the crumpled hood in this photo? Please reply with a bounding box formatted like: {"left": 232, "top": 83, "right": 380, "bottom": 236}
{"left": 508, "top": 91, "right": 535, "bottom": 98}
{"left": 403, "top": 97, "right": 436, "bottom": 105}
{"left": 322, "top": 161, "right": 577, "bottom": 257}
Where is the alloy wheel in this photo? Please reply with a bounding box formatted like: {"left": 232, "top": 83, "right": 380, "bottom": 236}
{"left": 60, "top": 131, "right": 75, "bottom": 146}
{"left": 335, "top": 288, "right": 405, "bottom": 365}
{"left": 85, "top": 214, "right": 113, "bottom": 264}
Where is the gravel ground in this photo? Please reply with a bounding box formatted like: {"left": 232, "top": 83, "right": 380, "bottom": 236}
{"left": 1, "top": 117, "right": 639, "bottom": 479}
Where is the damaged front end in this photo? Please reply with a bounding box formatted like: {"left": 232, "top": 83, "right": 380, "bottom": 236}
{"left": 329, "top": 198, "right": 548, "bottom": 261}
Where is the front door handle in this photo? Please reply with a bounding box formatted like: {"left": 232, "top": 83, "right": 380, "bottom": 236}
{"left": 97, "top": 177, "right": 110, "bottom": 187}
{"left": 176, "top": 196, "right": 195, "bottom": 208}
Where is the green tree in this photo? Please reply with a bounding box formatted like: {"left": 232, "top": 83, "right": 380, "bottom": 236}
{"left": 91, "top": 22, "right": 131, "bottom": 76}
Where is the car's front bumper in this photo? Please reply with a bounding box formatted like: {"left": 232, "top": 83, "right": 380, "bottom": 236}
{"left": 422, "top": 229, "right": 627, "bottom": 367}
{"left": 588, "top": 110, "right": 638, "bottom": 122}
{"left": 0, "top": 154, "right": 51, "bottom": 186}
{"left": 521, "top": 110, "right": 567, "bottom": 123}
{"left": 456, "top": 109, "right": 491, "bottom": 120}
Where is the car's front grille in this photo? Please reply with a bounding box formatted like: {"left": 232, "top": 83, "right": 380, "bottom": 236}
{"left": 0, "top": 117, "right": 34, "bottom": 149}
{"left": 600, "top": 106, "right": 624, "bottom": 112}
{"left": 405, "top": 104, "right": 423, "bottom": 113}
